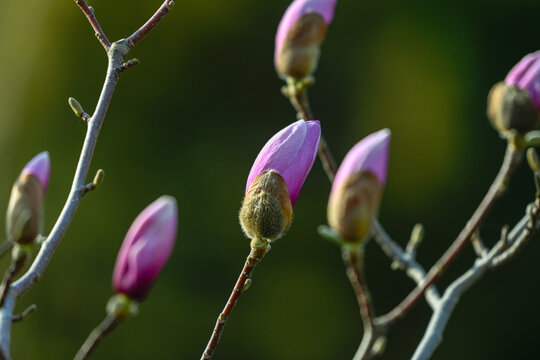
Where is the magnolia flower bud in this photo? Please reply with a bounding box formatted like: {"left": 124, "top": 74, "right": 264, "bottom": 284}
{"left": 240, "top": 120, "right": 321, "bottom": 240}
{"left": 327, "top": 129, "right": 390, "bottom": 243}
{"left": 488, "top": 51, "right": 540, "bottom": 135}
{"left": 113, "top": 196, "right": 178, "bottom": 301}
{"left": 274, "top": 0, "right": 337, "bottom": 80}
{"left": 6, "top": 152, "right": 50, "bottom": 245}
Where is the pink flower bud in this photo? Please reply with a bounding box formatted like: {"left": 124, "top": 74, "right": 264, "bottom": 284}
{"left": 245, "top": 119, "right": 321, "bottom": 206}
{"left": 274, "top": 0, "right": 337, "bottom": 79}
{"left": 22, "top": 151, "right": 50, "bottom": 191}
{"left": 6, "top": 152, "right": 50, "bottom": 245}
{"left": 327, "top": 129, "right": 390, "bottom": 243}
{"left": 240, "top": 120, "right": 321, "bottom": 241}
{"left": 505, "top": 50, "right": 540, "bottom": 109}
{"left": 113, "top": 196, "right": 178, "bottom": 301}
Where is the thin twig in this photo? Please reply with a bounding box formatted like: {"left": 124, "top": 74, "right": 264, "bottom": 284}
{"left": 127, "top": 1, "right": 176, "bottom": 47}
{"left": 375, "top": 143, "right": 523, "bottom": 327}
{"left": 372, "top": 220, "right": 441, "bottom": 309}
{"left": 411, "top": 203, "right": 540, "bottom": 360}
{"left": 11, "top": 304, "right": 37, "bottom": 324}
{"left": 74, "top": 1, "right": 111, "bottom": 50}
{"left": 342, "top": 246, "right": 380, "bottom": 360}
{"left": 74, "top": 313, "right": 122, "bottom": 360}
{"left": 201, "top": 244, "right": 267, "bottom": 360}
{"left": 0, "top": 2, "right": 174, "bottom": 358}
{"left": 284, "top": 80, "right": 338, "bottom": 181}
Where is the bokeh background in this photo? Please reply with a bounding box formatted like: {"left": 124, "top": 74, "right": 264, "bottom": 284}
{"left": 1, "top": 0, "right": 539, "bottom": 359}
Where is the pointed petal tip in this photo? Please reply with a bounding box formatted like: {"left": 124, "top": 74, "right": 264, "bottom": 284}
{"left": 22, "top": 151, "right": 50, "bottom": 191}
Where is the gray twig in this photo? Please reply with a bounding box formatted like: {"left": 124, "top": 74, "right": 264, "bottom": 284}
{"left": 411, "top": 205, "right": 540, "bottom": 360}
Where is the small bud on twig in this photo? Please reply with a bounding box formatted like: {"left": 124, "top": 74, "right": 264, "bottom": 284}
{"left": 117, "top": 58, "right": 140, "bottom": 73}
{"left": 406, "top": 223, "right": 425, "bottom": 255}
{"left": 12, "top": 304, "right": 37, "bottom": 324}
{"left": 68, "top": 97, "right": 90, "bottom": 121}
{"left": 82, "top": 169, "right": 105, "bottom": 195}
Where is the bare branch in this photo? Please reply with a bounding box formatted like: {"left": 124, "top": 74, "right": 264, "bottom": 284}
{"left": 127, "top": 1, "right": 176, "bottom": 47}
{"left": 343, "top": 246, "right": 379, "bottom": 360}
{"left": 75, "top": 1, "right": 111, "bottom": 50}
{"left": 376, "top": 143, "right": 523, "bottom": 327}
{"left": 372, "top": 220, "right": 441, "bottom": 310}
{"left": 411, "top": 204, "right": 540, "bottom": 360}
{"left": 201, "top": 243, "right": 268, "bottom": 360}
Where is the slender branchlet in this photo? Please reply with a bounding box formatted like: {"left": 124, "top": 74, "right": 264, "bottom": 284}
{"left": 200, "top": 238, "right": 269, "bottom": 360}
{"left": 283, "top": 77, "right": 338, "bottom": 182}
{"left": 375, "top": 142, "right": 523, "bottom": 328}
{"left": 0, "top": 2, "right": 175, "bottom": 358}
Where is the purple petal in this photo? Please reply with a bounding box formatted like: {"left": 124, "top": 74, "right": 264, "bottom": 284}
{"left": 331, "top": 129, "right": 391, "bottom": 196}
{"left": 22, "top": 152, "right": 50, "bottom": 191}
{"left": 505, "top": 50, "right": 540, "bottom": 109}
{"left": 275, "top": 0, "right": 337, "bottom": 70}
{"left": 246, "top": 120, "right": 321, "bottom": 206}
{"left": 113, "top": 196, "right": 178, "bottom": 300}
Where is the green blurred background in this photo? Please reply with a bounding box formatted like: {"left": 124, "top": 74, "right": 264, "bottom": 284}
{"left": 1, "top": 0, "right": 539, "bottom": 359}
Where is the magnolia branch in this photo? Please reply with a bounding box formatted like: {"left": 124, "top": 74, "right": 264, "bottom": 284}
{"left": 412, "top": 200, "right": 540, "bottom": 360}
{"left": 0, "top": 2, "right": 174, "bottom": 359}
{"left": 376, "top": 143, "right": 523, "bottom": 327}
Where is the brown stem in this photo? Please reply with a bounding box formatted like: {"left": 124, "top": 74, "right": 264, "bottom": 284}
{"left": 285, "top": 82, "right": 338, "bottom": 181}
{"left": 375, "top": 143, "right": 523, "bottom": 327}
{"left": 75, "top": 1, "right": 111, "bottom": 50}
{"left": 343, "top": 247, "right": 381, "bottom": 360}
{"left": 344, "top": 247, "right": 375, "bottom": 332}
{"left": 201, "top": 244, "right": 267, "bottom": 360}
{"left": 74, "top": 313, "right": 122, "bottom": 360}
{"left": 127, "top": 1, "right": 176, "bottom": 47}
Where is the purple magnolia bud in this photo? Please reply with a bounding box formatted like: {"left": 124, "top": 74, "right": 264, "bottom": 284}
{"left": 6, "top": 152, "right": 50, "bottom": 245}
{"left": 505, "top": 50, "right": 540, "bottom": 109}
{"left": 240, "top": 120, "right": 321, "bottom": 240}
{"left": 274, "top": 0, "right": 337, "bottom": 80}
{"left": 21, "top": 151, "right": 50, "bottom": 191}
{"left": 113, "top": 196, "right": 178, "bottom": 301}
{"left": 487, "top": 51, "right": 540, "bottom": 135}
{"left": 327, "top": 129, "right": 390, "bottom": 243}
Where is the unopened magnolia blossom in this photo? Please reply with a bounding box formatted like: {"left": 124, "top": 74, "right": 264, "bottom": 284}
{"left": 487, "top": 51, "right": 540, "bottom": 134}
{"left": 327, "top": 129, "right": 390, "bottom": 243}
{"left": 240, "top": 120, "right": 321, "bottom": 240}
{"left": 6, "top": 152, "right": 50, "bottom": 245}
{"left": 274, "top": 0, "right": 337, "bottom": 79}
{"left": 113, "top": 196, "right": 178, "bottom": 301}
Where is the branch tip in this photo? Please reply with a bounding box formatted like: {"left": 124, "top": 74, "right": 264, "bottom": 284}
{"left": 12, "top": 304, "right": 37, "bottom": 324}
{"left": 68, "top": 97, "right": 90, "bottom": 121}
